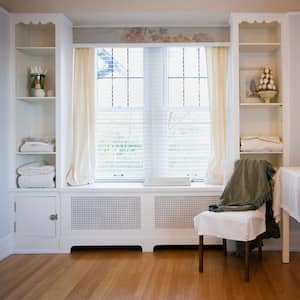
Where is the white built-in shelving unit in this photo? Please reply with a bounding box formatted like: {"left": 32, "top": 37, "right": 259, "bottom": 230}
{"left": 9, "top": 14, "right": 73, "bottom": 251}
{"left": 14, "top": 21, "right": 56, "bottom": 188}
{"left": 10, "top": 14, "right": 73, "bottom": 190}
{"left": 231, "top": 14, "right": 287, "bottom": 168}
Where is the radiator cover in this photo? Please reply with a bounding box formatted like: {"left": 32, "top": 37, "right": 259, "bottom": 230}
{"left": 71, "top": 196, "right": 141, "bottom": 230}
{"left": 155, "top": 196, "right": 218, "bottom": 229}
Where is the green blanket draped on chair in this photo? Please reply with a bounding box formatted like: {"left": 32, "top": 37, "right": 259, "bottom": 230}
{"left": 209, "top": 159, "right": 280, "bottom": 240}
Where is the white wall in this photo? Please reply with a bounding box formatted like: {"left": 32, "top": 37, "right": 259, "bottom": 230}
{"left": 288, "top": 13, "right": 300, "bottom": 166}
{"left": 0, "top": 8, "right": 10, "bottom": 238}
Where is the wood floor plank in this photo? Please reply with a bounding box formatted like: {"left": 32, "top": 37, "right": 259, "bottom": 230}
{"left": 10, "top": 254, "right": 79, "bottom": 300}
{"left": 0, "top": 249, "right": 300, "bottom": 300}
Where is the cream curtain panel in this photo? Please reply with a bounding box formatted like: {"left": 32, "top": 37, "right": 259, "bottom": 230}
{"left": 67, "top": 48, "right": 95, "bottom": 186}
{"left": 205, "top": 47, "right": 228, "bottom": 185}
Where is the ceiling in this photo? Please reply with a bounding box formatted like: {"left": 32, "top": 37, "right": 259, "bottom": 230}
{"left": 1, "top": 0, "right": 300, "bottom": 27}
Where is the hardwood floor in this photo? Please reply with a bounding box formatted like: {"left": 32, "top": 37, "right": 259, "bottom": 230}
{"left": 0, "top": 249, "right": 300, "bottom": 300}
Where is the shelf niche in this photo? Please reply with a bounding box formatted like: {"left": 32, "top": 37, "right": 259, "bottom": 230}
{"left": 239, "top": 21, "right": 281, "bottom": 44}
{"left": 15, "top": 23, "right": 55, "bottom": 47}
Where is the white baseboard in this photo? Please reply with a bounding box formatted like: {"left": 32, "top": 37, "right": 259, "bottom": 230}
{"left": 0, "top": 234, "right": 13, "bottom": 261}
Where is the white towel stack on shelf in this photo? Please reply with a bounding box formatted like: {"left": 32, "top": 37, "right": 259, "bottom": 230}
{"left": 17, "top": 162, "right": 55, "bottom": 188}
{"left": 20, "top": 137, "right": 55, "bottom": 152}
{"left": 240, "top": 136, "right": 283, "bottom": 152}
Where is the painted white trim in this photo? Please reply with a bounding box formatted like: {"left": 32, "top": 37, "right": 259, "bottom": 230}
{"left": 13, "top": 249, "right": 68, "bottom": 254}
{"left": 0, "top": 7, "right": 9, "bottom": 15}
{"left": 9, "top": 183, "right": 224, "bottom": 194}
{"left": 73, "top": 42, "right": 231, "bottom": 48}
{"left": 0, "top": 234, "right": 13, "bottom": 261}
{"left": 11, "top": 13, "right": 72, "bottom": 27}
{"left": 287, "top": 12, "right": 300, "bottom": 16}
{"left": 72, "top": 24, "right": 230, "bottom": 29}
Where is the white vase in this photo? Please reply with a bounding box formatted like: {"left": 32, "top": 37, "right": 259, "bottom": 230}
{"left": 31, "top": 88, "right": 45, "bottom": 97}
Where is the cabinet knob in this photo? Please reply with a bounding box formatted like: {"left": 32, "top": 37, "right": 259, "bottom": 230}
{"left": 49, "top": 214, "right": 58, "bottom": 221}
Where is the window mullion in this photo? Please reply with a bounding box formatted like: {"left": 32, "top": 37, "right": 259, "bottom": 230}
{"left": 182, "top": 48, "right": 185, "bottom": 107}
{"left": 127, "top": 48, "right": 129, "bottom": 107}
{"left": 198, "top": 48, "right": 201, "bottom": 107}
{"left": 111, "top": 48, "right": 114, "bottom": 107}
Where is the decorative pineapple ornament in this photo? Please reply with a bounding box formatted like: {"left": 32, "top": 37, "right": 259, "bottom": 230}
{"left": 256, "top": 66, "right": 277, "bottom": 103}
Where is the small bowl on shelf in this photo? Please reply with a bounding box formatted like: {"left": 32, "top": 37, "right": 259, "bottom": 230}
{"left": 258, "top": 90, "right": 277, "bottom": 103}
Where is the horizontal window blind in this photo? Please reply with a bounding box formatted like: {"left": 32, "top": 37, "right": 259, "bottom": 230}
{"left": 95, "top": 46, "right": 210, "bottom": 181}
{"left": 166, "top": 47, "right": 210, "bottom": 179}
{"left": 96, "top": 48, "right": 144, "bottom": 180}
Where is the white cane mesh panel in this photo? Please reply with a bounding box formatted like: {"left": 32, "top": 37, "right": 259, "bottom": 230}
{"left": 71, "top": 197, "right": 141, "bottom": 230}
{"left": 155, "top": 196, "right": 218, "bottom": 228}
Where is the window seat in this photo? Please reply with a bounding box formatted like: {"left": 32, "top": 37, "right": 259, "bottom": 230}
{"left": 10, "top": 182, "right": 224, "bottom": 194}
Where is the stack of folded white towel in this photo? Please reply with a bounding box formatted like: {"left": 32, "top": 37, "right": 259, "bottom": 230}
{"left": 240, "top": 136, "right": 283, "bottom": 152}
{"left": 17, "top": 162, "right": 55, "bottom": 188}
{"left": 19, "top": 137, "right": 55, "bottom": 152}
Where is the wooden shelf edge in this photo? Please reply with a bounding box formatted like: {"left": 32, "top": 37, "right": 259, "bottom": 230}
{"left": 239, "top": 42, "right": 280, "bottom": 46}
{"left": 240, "top": 152, "right": 283, "bottom": 154}
{"left": 16, "top": 152, "right": 56, "bottom": 155}
{"left": 16, "top": 97, "right": 56, "bottom": 102}
{"left": 240, "top": 102, "right": 283, "bottom": 106}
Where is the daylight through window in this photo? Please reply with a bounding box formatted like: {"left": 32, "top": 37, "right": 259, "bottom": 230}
{"left": 95, "top": 47, "right": 210, "bottom": 181}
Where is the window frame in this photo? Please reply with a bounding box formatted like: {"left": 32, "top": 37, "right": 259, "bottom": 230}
{"left": 94, "top": 45, "right": 211, "bottom": 182}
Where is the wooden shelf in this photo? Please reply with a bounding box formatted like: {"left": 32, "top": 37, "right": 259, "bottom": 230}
{"left": 240, "top": 151, "right": 283, "bottom": 155}
{"left": 16, "top": 97, "right": 56, "bottom": 103}
{"left": 239, "top": 43, "right": 280, "bottom": 53}
{"left": 11, "top": 188, "right": 57, "bottom": 191}
{"left": 16, "top": 152, "right": 56, "bottom": 155}
{"left": 16, "top": 47, "right": 55, "bottom": 56}
{"left": 240, "top": 102, "right": 282, "bottom": 107}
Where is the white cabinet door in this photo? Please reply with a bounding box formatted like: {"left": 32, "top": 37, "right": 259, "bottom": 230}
{"left": 15, "top": 196, "right": 57, "bottom": 238}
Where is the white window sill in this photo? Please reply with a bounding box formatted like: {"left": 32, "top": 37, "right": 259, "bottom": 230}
{"left": 10, "top": 182, "right": 225, "bottom": 194}
{"left": 60, "top": 182, "right": 224, "bottom": 194}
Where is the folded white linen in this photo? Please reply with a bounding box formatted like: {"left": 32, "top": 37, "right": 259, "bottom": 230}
{"left": 24, "top": 136, "right": 54, "bottom": 144}
{"left": 241, "top": 136, "right": 283, "bottom": 152}
{"left": 18, "top": 172, "right": 55, "bottom": 188}
{"left": 241, "top": 136, "right": 281, "bottom": 143}
{"left": 20, "top": 142, "right": 55, "bottom": 152}
{"left": 17, "top": 162, "right": 55, "bottom": 176}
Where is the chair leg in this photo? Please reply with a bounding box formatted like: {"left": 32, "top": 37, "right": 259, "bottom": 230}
{"left": 257, "top": 236, "right": 263, "bottom": 261}
{"left": 199, "top": 235, "right": 203, "bottom": 272}
{"left": 245, "top": 241, "right": 250, "bottom": 282}
{"left": 223, "top": 239, "right": 227, "bottom": 256}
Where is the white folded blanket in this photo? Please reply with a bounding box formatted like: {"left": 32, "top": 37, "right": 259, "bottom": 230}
{"left": 18, "top": 172, "right": 55, "bottom": 188}
{"left": 20, "top": 142, "right": 55, "bottom": 152}
{"left": 24, "top": 137, "right": 54, "bottom": 144}
{"left": 241, "top": 136, "right": 283, "bottom": 152}
{"left": 17, "top": 162, "right": 55, "bottom": 176}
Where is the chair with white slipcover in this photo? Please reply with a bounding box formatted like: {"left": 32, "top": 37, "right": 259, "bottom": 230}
{"left": 194, "top": 160, "right": 266, "bottom": 281}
